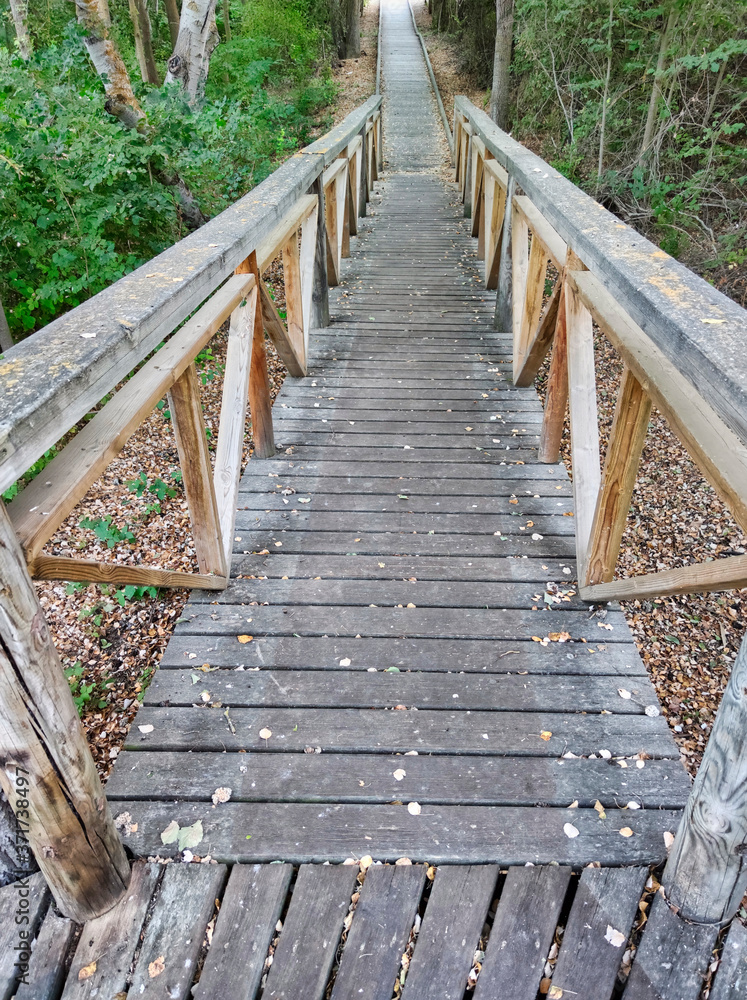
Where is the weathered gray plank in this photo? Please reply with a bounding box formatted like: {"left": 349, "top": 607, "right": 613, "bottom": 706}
{"left": 128, "top": 863, "right": 227, "bottom": 999}
{"left": 623, "top": 891, "right": 719, "bottom": 1000}
{"left": 14, "top": 912, "right": 76, "bottom": 1000}
{"left": 159, "top": 635, "right": 645, "bottom": 675}
{"left": 262, "top": 864, "right": 358, "bottom": 1000}
{"left": 144, "top": 668, "right": 658, "bottom": 714}
{"left": 474, "top": 865, "right": 571, "bottom": 1000}
{"left": 114, "top": 801, "right": 682, "bottom": 866}
{"left": 125, "top": 705, "right": 675, "bottom": 757}
{"left": 552, "top": 866, "right": 648, "bottom": 1000}
{"left": 192, "top": 863, "right": 292, "bottom": 1000}
{"left": 710, "top": 919, "right": 747, "bottom": 1000}
{"left": 239, "top": 475, "right": 571, "bottom": 497}
{"left": 331, "top": 864, "right": 426, "bottom": 1000}
{"left": 0, "top": 873, "right": 50, "bottom": 1000}
{"left": 402, "top": 866, "right": 498, "bottom": 1000}
{"left": 61, "top": 862, "right": 160, "bottom": 1000}
{"left": 232, "top": 511, "right": 574, "bottom": 537}
{"left": 106, "top": 750, "right": 691, "bottom": 809}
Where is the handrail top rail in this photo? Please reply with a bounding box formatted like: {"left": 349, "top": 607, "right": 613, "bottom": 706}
{"left": 0, "top": 96, "right": 382, "bottom": 495}
{"left": 455, "top": 96, "right": 747, "bottom": 450}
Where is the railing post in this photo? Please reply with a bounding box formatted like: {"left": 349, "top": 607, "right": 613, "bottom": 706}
{"left": 358, "top": 122, "right": 368, "bottom": 218}
{"left": 310, "top": 172, "right": 330, "bottom": 329}
{"left": 663, "top": 633, "right": 747, "bottom": 925}
{"left": 494, "top": 174, "right": 515, "bottom": 331}
{"left": 0, "top": 503, "right": 130, "bottom": 921}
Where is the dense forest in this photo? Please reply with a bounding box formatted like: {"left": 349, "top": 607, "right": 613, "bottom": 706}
{"left": 429, "top": 0, "right": 746, "bottom": 298}
{"left": 0, "top": 0, "right": 364, "bottom": 344}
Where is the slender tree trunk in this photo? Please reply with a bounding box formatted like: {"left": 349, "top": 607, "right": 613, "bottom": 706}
{"left": 639, "top": 8, "right": 677, "bottom": 161}
{"left": 129, "top": 0, "right": 160, "bottom": 84}
{"left": 9, "top": 0, "right": 31, "bottom": 59}
{"left": 165, "top": 0, "right": 220, "bottom": 104}
{"left": 489, "top": 0, "right": 514, "bottom": 129}
{"left": 222, "top": 0, "right": 231, "bottom": 42}
{"left": 0, "top": 297, "right": 12, "bottom": 353}
{"left": 344, "top": 0, "right": 361, "bottom": 59}
{"left": 74, "top": 0, "right": 144, "bottom": 125}
{"left": 596, "top": 0, "right": 613, "bottom": 189}
{"left": 165, "top": 0, "right": 181, "bottom": 47}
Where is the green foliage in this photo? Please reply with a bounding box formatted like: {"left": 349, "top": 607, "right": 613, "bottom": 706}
{"left": 64, "top": 661, "right": 95, "bottom": 713}
{"left": 1, "top": 447, "right": 58, "bottom": 501}
{"left": 79, "top": 514, "right": 137, "bottom": 548}
{"left": 0, "top": 0, "right": 338, "bottom": 340}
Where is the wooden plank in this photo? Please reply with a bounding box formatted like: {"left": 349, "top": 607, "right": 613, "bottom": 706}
{"left": 309, "top": 172, "right": 330, "bottom": 329}
{"left": 125, "top": 706, "right": 675, "bottom": 758}
{"left": 116, "top": 801, "right": 684, "bottom": 866}
{"left": 14, "top": 911, "right": 76, "bottom": 1000}
{"left": 324, "top": 167, "right": 340, "bottom": 286}
{"left": 513, "top": 195, "right": 567, "bottom": 269}
{"left": 262, "top": 864, "right": 358, "bottom": 1000}
{"left": 623, "top": 891, "right": 718, "bottom": 1000}
{"left": 213, "top": 281, "right": 257, "bottom": 565}
{"left": 565, "top": 263, "right": 601, "bottom": 580}
{"left": 551, "top": 866, "right": 648, "bottom": 1000}
{"left": 0, "top": 873, "right": 49, "bottom": 1000}
{"left": 710, "top": 919, "right": 747, "bottom": 1000}
{"left": 402, "top": 866, "right": 498, "bottom": 1000}
{"left": 128, "top": 863, "right": 227, "bottom": 999}
{"left": 61, "top": 862, "right": 160, "bottom": 1000}
{"left": 511, "top": 199, "right": 530, "bottom": 360}
{"left": 568, "top": 268, "right": 747, "bottom": 533}
{"left": 331, "top": 865, "right": 426, "bottom": 1000}
{"left": 246, "top": 251, "right": 275, "bottom": 460}
{"left": 494, "top": 175, "right": 515, "bottom": 328}
{"left": 108, "top": 751, "right": 691, "bottom": 810}
{"left": 514, "top": 278, "right": 561, "bottom": 388}
{"left": 232, "top": 510, "right": 571, "bottom": 537}
{"left": 256, "top": 194, "right": 318, "bottom": 273}
{"left": 28, "top": 555, "right": 227, "bottom": 590}
{"left": 7, "top": 272, "right": 254, "bottom": 561}
{"left": 514, "top": 235, "right": 548, "bottom": 382}
{"left": 169, "top": 363, "right": 227, "bottom": 578}
{"left": 260, "top": 281, "right": 307, "bottom": 377}
{"left": 193, "top": 863, "right": 292, "bottom": 1000}
{"left": 584, "top": 367, "right": 652, "bottom": 588}
{"left": 473, "top": 865, "right": 571, "bottom": 1000}
{"left": 159, "top": 635, "right": 646, "bottom": 676}
{"left": 455, "top": 99, "right": 747, "bottom": 448}
{"left": 144, "top": 668, "right": 659, "bottom": 715}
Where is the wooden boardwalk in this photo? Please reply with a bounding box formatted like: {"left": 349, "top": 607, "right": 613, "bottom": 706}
{"left": 106, "top": 0, "right": 688, "bottom": 866}
{"left": 6, "top": 3, "right": 747, "bottom": 1000}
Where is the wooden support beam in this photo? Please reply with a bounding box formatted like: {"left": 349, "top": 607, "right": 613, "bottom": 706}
{"left": 283, "top": 228, "right": 305, "bottom": 363}
{"left": 484, "top": 165, "right": 507, "bottom": 290}
{"left": 514, "top": 235, "right": 548, "bottom": 382}
{"left": 663, "top": 634, "right": 747, "bottom": 925}
{"left": 512, "top": 196, "right": 567, "bottom": 270}
{"left": 168, "top": 363, "right": 227, "bottom": 578}
{"left": 0, "top": 503, "right": 130, "bottom": 921}
{"left": 300, "top": 203, "right": 319, "bottom": 353}
{"left": 565, "top": 254, "right": 601, "bottom": 581}
{"left": 213, "top": 278, "right": 257, "bottom": 566}
{"left": 539, "top": 283, "right": 569, "bottom": 463}
{"left": 246, "top": 251, "right": 275, "bottom": 460}
{"left": 580, "top": 553, "right": 747, "bottom": 603}
{"left": 584, "top": 367, "right": 651, "bottom": 588}
{"left": 28, "top": 555, "right": 227, "bottom": 590}
{"left": 494, "top": 175, "right": 515, "bottom": 330}
{"left": 513, "top": 278, "right": 561, "bottom": 388}
{"left": 309, "top": 174, "right": 330, "bottom": 329}
{"left": 510, "top": 197, "right": 530, "bottom": 361}
{"left": 358, "top": 122, "right": 368, "bottom": 218}
{"left": 345, "top": 136, "right": 362, "bottom": 238}
{"left": 260, "top": 282, "right": 306, "bottom": 378}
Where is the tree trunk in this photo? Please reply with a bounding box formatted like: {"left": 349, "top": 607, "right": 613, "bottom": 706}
{"left": 74, "top": 0, "right": 144, "bottom": 124}
{"left": 639, "top": 8, "right": 677, "bottom": 162}
{"left": 344, "top": 0, "right": 361, "bottom": 59}
{"left": 222, "top": 0, "right": 231, "bottom": 42}
{"left": 0, "top": 504, "right": 130, "bottom": 921}
{"left": 663, "top": 634, "right": 747, "bottom": 924}
{"left": 9, "top": 0, "right": 31, "bottom": 59}
{"left": 489, "top": 0, "right": 514, "bottom": 129}
{"left": 596, "top": 0, "right": 613, "bottom": 189}
{"left": 0, "top": 297, "right": 12, "bottom": 354}
{"left": 129, "top": 0, "right": 160, "bottom": 84}
{"left": 165, "top": 0, "right": 181, "bottom": 47}
{"left": 165, "top": 0, "right": 220, "bottom": 104}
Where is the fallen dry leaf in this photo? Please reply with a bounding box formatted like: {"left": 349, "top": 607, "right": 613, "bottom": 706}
{"left": 620, "top": 827, "right": 634, "bottom": 838}
{"left": 540, "top": 731, "right": 552, "bottom": 741}
{"left": 407, "top": 802, "right": 422, "bottom": 816}
{"left": 238, "top": 635, "right": 253, "bottom": 644}
{"left": 78, "top": 962, "right": 97, "bottom": 981}
{"left": 148, "top": 956, "right": 166, "bottom": 978}
{"left": 563, "top": 822, "right": 579, "bottom": 839}
{"left": 604, "top": 926, "right": 626, "bottom": 948}
{"left": 212, "top": 786, "right": 232, "bottom": 805}
{"left": 259, "top": 728, "right": 272, "bottom": 740}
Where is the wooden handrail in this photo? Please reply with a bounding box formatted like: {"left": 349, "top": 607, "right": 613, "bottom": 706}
{"left": 454, "top": 95, "right": 747, "bottom": 604}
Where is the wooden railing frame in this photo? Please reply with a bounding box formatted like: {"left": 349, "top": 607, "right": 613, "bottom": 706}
{"left": 0, "top": 94, "right": 381, "bottom": 921}
{"left": 454, "top": 96, "right": 747, "bottom": 606}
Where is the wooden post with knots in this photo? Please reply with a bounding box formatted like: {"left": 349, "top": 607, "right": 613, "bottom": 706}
{"left": 0, "top": 503, "right": 130, "bottom": 922}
